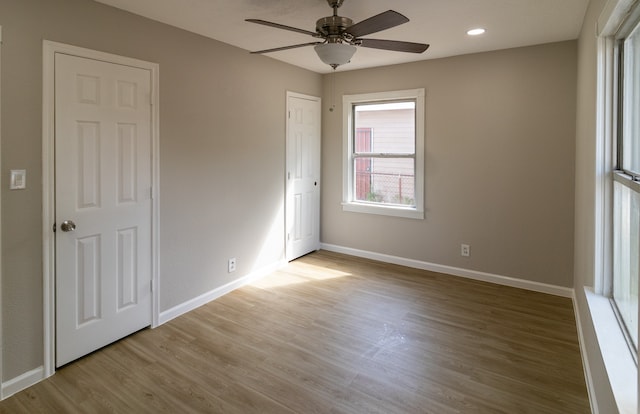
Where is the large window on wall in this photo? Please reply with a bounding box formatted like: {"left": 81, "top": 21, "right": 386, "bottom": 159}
{"left": 342, "top": 89, "right": 425, "bottom": 219}
{"left": 613, "top": 9, "right": 640, "bottom": 351}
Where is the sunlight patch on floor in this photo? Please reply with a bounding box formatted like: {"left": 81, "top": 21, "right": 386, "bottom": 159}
{"left": 251, "top": 261, "right": 352, "bottom": 289}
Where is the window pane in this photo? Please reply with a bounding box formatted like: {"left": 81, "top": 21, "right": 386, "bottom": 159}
{"left": 354, "top": 102, "right": 415, "bottom": 154}
{"left": 613, "top": 180, "right": 639, "bottom": 349}
{"left": 622, "top": 25, "right": 640, "bottom": 174}
{"left": 354, "top": 157, "right": 415, "bottom": 206}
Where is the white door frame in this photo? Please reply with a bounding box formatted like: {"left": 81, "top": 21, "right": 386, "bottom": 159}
{"left": 285, "top": 91, "right": 321, "bottom": 261}
{"left": 42, "top": 41, "right": 160, "bottom": 378}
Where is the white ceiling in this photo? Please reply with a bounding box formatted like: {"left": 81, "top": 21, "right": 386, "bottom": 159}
{"left": 94, "top": 0, "right": 590, "bottom": 74}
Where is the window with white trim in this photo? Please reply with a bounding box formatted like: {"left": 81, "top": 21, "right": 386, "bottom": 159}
{"left": 612, "top": 5, "right": 640, "bottom": 351}
{"left": 342, "top": 89, "right": 425, "bottom": 219}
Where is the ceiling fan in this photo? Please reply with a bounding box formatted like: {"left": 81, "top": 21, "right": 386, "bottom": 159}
{"left": 246, "top": 0, "right": 429, "bottom": 69}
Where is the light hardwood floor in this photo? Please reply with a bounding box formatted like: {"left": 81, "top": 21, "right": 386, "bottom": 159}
{"left": 0, "top": 250, "right": 590, "bottom": 413}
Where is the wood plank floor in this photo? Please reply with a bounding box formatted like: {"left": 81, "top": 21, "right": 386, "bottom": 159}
{"left": 0, "top": 250, "right": 590, "bottom": 413}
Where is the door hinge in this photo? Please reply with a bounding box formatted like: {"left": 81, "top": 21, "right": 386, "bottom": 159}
{"left": 287, "top": 171, "right": 291, "bottom": 180}
{"left": 53, "top": 223, "right": 56, "bottom": 233}
{"left": 150, "top": 279, "right": 154, "bottom": 292}
{"left": 287, "top": 233, "right": 291, "bottom": 241}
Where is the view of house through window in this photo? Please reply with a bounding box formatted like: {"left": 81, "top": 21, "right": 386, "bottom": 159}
{"left": 354, "top": 101, "right": 416, "bottom": 206}
{"left": 613, "top": 11, "right": 640, "bottom": 350}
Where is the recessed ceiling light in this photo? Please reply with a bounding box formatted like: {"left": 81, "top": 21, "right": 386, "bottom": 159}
{"left": 467, "top": 28, "right": 486, "bottom": 36}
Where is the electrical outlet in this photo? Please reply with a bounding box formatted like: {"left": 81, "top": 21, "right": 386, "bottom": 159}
{"left": 228, "top": 258, "right": 236, "bottom": 273}
{"left": 461, "top": 244, "right": 470, "bottom": 257}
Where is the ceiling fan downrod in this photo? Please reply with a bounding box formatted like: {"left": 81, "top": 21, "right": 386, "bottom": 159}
{"left": 327, "top": 0, "right": 345, "bottom": 13}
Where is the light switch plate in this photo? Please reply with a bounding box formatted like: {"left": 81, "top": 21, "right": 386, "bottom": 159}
{"left": 10, "top": 170, "right": 26, "bottom": 190}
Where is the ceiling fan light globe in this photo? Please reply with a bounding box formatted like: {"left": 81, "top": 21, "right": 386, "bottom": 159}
{"left": 314, "top": 43, "right": 357, "bottom": 68}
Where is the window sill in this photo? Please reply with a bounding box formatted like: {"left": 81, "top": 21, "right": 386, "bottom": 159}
{"left": 342, "top": 202, "right": 424, "bottom": 219}
{"left": 584, "top": 287, "right": 637, "bottom": 414}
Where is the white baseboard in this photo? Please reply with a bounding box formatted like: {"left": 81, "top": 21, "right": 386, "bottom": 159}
{"left": 321, "top": 243, "right": 574, "bottom": 298}
{"left": 158, "top": 259, "right": 287, "bottom": 325}
{"left": 2, "top": 366, "right": 44, "bottom": 399}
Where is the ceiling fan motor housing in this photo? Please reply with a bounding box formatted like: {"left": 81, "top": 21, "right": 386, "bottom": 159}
{"left": 316, "top": 16, "right": 353, "bottom": 41}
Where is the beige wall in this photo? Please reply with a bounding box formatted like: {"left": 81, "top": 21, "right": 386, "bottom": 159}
{"left": 573, "top": 0, "right": 619, "bottom": 411}
{"left": 0, "top": 0, "right": 321, "bottom": 380}
{"left": 321, "top": 41, "right": 577, "bottom": 288}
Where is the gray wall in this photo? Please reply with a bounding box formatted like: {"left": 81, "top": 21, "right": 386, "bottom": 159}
{"left": 573, "top": 0, "right": 619, "bottom": 411}
{"left": 321, "top": 41, "right": 577, "bottom": 288}
{"left": 0, "top": 0, "right": 321, "bottom": 381}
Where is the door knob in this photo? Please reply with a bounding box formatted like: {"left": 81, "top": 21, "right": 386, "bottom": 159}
{"left": 60, "top": 220, "right": 76, "bottom": 232}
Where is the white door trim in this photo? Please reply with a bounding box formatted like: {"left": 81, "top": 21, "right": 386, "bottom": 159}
{"left": 285, "top": 91, "right": 321, "bottom": 261}
{"left": 42, "top": 41, "right": 160, "bottom": 378}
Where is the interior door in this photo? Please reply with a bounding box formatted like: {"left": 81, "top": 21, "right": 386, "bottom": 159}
{"left": 55, "top": 53, "right": 152, "bottom": 367}
{"left": 286, "top": 93, "right": 321, "bottom": 261}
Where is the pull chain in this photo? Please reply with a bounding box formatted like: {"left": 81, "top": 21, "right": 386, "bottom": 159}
{"left": 329, "top": 68, "right": 336, "bottom": 112}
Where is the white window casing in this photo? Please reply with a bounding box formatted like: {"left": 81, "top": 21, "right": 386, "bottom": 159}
{"left": 342, "top": 88, "right": 425, "bottom": 219}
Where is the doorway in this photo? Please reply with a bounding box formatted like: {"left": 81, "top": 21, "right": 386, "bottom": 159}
{"left": 285, "top": 92, "right": 321, "bottom": 261}
{"left": 42, "top": 42, "right": 160, "bottom": 373}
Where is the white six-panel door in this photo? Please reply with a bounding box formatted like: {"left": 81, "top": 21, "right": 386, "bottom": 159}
{"left": 55, "top": 53, "right": 152, "bottom": 367}
{"left": 286, "top": 93, "right": 321, "bottom": 261}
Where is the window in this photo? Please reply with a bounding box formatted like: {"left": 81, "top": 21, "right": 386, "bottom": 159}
{"left": 342, "top": 89, "right": 425, "bottom": 219}
{"left": 613, "top": 9, "right": 640, "bottom": 350}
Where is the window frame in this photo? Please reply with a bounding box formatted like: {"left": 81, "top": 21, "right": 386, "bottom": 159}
{"left": 610, "top": 5, "right": 640, "bottom": 354}
{"left": 342, "top": 88, "right": 425, "bottom": 219}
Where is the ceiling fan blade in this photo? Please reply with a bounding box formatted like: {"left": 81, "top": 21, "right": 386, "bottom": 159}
{"left": 246, "top": 19, "right": 317, "bottom": 37}
{"left": 358, "top": 38, "right": 429, "bottom": 54}
{"left": 345, "top": 10, "right": 409, "bottom": 38}
{"left": 250, "top": 42, "right": 323, "bottom": 54}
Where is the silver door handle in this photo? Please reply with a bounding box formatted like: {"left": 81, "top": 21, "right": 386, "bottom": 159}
{"left": 60, "top": 220, "right": 76, "bottom": 232}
